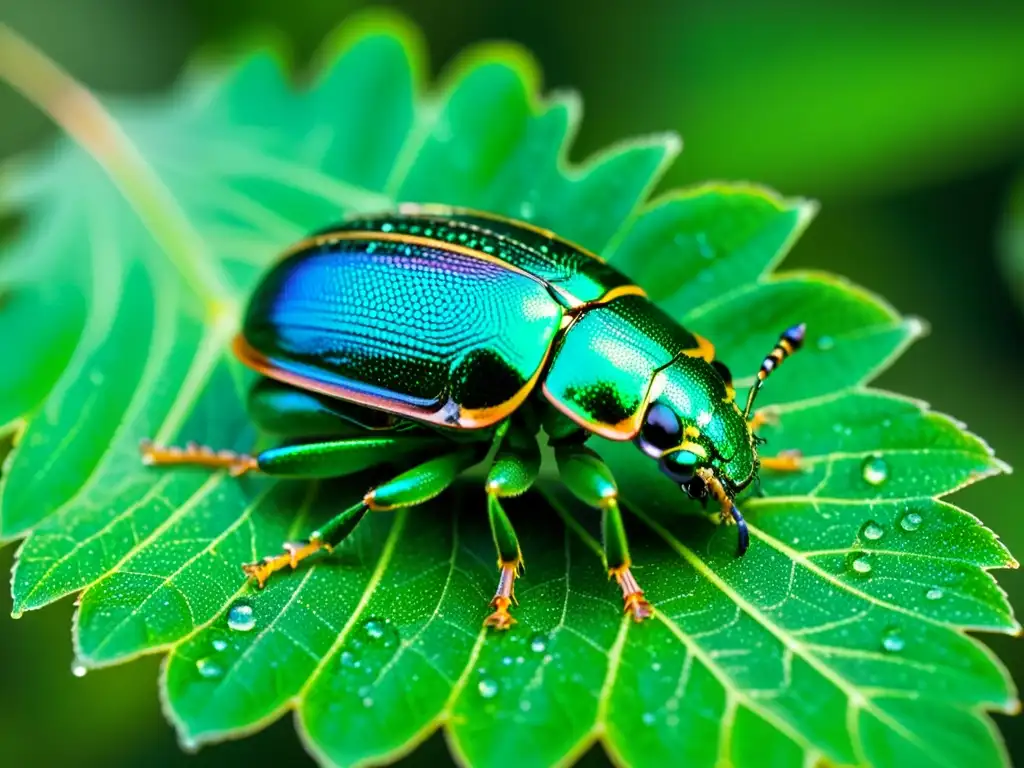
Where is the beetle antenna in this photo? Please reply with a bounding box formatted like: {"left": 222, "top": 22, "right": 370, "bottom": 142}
{"left": 742, "top": 323, "right": 806, "bottom": 420}
{"left": 696, "top": 468, "right": 749, "bottom": 556}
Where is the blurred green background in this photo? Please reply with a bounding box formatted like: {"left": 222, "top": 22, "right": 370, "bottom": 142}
{"left": 2, "top": 0, "right": 1024, "bottom": 765}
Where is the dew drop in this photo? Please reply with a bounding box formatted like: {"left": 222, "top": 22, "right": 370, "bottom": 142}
{"left": 477, "top": 678, "right": 499, "bottom": 699}
{"left": 642, "top": 712, "right": 655, "bottom": 726}
{"left": 849, "top": 553, "right": 873, "bottom": 575}
{"left": 529, "top": 634, "right": 548, "bottom": 653}
{"left": 227, "top": 601, "right": 255, "bottom": 632}
{"left": 71, "top": 663, "right": 88, "bottom": 678}
{"left": 520, "top": 700, "right": 532, "bottom": 712}
{"left": 501, "top": 655, "right": 514, "bottom": 666}
{"left": 339, "top": 650, "right": 358, "bottom": 668}
{"left": 651, "top": 661, "right": 662, "bottom": 672}
{"left": 212, "top": 638, "right": 228, "bottom": 652}
{"left": 900, "top": 512, "right": 923, "bottom": 532}
{"left": 519, "top": 201, "right": 536, "bottom": 220}
{"left": 817, "top": 335, "right": 835, "bottom": 351}
{"left": 881, "top": 627, "right": 905, "bottom": 653}
{"left": 926, "top": 587, "right": 944, "bottom": 601}
{"left": 362, "top": 697, "right": 374, "bottom": 708}
{"left": 364, "top": 618, "right": 386, "bottom": 640}
{"left": 196, "top": 658, "right": 223, "bottom": 679}
{"left": 360, "top": 617, "right": 397, "bottom": 648}
{"left": 861, "top": 454, "right": 889, "bottom": 486}
{"left": 860, "top": 520, "right": 885, "bottom": 541}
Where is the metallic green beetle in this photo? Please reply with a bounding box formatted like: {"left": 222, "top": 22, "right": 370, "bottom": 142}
{"left": 141, "top": 205, "right": 804, "bottom": 629}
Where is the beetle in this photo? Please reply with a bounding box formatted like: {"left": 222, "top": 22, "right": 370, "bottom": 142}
{"left": 141, "top": 204, "right": 804, "bottom": 629}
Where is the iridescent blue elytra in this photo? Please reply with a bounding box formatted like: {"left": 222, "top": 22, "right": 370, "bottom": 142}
{"left": 142, "top": 204, "right": 806, "bottom": 629}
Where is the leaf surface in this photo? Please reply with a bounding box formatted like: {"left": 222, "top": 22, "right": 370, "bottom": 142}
{"left": 0, "top": 13, "right": 1016, "bottom": 768}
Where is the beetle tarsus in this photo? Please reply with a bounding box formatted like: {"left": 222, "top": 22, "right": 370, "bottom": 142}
{"left": 759, "top": 450, "right": 804, "bottom": 472}
{"left": 483, "top": 560, "right": 520, "bottom": 630}
{"left": 731, "top": 507, "right": 750, "bottom": 556}
{"left": 242, "top": 536, "right": 331, "bottom": 588}
{"left": 611, "top": 565, "right": 654, "bottom": 622}
{"left": 139, "top": 439, "right": 258, "bottom": 477}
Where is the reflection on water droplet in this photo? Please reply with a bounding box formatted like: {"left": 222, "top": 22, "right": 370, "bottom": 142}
{"left": 849, "top": 553, "right": 873, "bottom": 575}
{"left": 71, "top": 663, "right": 87, "bottom": 678}
{"left": 339, "top": 650, "right": 358, "bottom": 668}
{"left": 530, "top": 634, "right": 547, "bottom": 653}
{"left": 360, "top": 617, "right": 397, "bottom": 648}
{"left": 227, "top": 602, "right": 255, "bottom": 632}
{"left": 477, "top": 679, "right": 499, "bottom": 699}
{"left": 860, "top": 521, "right": 885, "bottom": 541}
{"left": 881, "top": 627, "right": 905, "bottom": 653}
{"left": 817, "top": 335, "right": 835, "bottom": 351}
{"left": 364, "top": 618, "right": 386, "bottom": 640}
{"left": 861, "top": 455, "right": 888, "bottom": 486}
{"left": 926, "top": 587, "right": 944, "bottom": 601}
{"left": 642, "top": 712, "right": 655, "bottom": 726}
{"left": 900, "top": 512, "right": 923, "bottom": 532}
{"left": 196, "top": 658, "right": 223, "bottom": 679}
{"left": 212, "top": 639, "right": 228, "bottom": 652}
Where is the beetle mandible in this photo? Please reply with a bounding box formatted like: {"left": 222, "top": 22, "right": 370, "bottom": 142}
{"left": 141, "top": 205, "right": 805, "bottom": 629}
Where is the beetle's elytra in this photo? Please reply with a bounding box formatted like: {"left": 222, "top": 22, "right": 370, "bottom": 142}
{"left": 141, "top": 205, "right": 805, "bottom": 629}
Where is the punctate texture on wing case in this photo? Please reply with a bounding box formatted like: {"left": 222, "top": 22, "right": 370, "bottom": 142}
{"left": 240, "top": 236, "right": 565, "bottom": 427}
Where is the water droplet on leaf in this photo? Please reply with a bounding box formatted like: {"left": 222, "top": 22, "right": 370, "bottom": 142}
{"left": 212, "top": 638, "right": 228, "bottom": 652}
{"left": 196, "top": 658, "right": 223, "bottom": 679}
{"left": 362, "top": 697, "right": 374, "bottom": 708}
{"left": 71, "top": 663, "right": 87, "bottom": 678}
{"left": 881, "top": 627, "right": 905, "bottom": 653}
{"left": 817, "top": 335, "right": 835, "bottom": 351}
{"left": 926, "top": 587, "right": 944, "bottom": 601}
{"left": 861, "top": 455, "right": 888, "bottom": 486}
{"left": 477, "top": 678, "right": 499, "bottom": 699}
{"left": 529, "top": 634, "right": 547, "bottom": 653}
{"left": 900, "top": 512, "right": 923, "bottom": 532}
{"left": 642, "top": 712, "right": 655, "bottom": 726}
{"left": 227, "top": 601, "right": 255, "bottom": 632}
{"left": 849, "top": 553, "right": 873, "bottom": 575}
{"left": 860, "top": 520, "right": 884, "bottom": 541}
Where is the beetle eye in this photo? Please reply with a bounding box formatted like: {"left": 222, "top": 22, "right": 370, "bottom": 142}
{"left": 660, "top": 449, "right": 699, "bottom": 484}
{"left": 636, "top": 402, "right": 682, "bottom": 458}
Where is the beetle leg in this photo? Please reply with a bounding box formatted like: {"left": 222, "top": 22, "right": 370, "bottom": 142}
{"left": 482, "top": 422, "right": 540, "bottom": 630}
{"left": 747, "top": 409, "right": 778, "bottom": 433}
{"left": 759, "top": 449, "right": 804, "bottom": 472}
{"left": 242, "top": 444, "right": 485, "bottom": 587}
{"left": 554, "top": 445, "right": 654, "bottom": 622}
{"left": 139, "top": 440, "right": 258, "bottom": 476}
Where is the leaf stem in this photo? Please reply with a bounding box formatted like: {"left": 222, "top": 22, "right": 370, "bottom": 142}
{"left": 0, "top": 24, "right": 236, "bottom": 318}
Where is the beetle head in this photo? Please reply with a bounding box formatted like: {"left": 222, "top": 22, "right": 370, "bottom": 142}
{"left": 633, "top": 399, "right": 754, "bottom": 501}
{"left": 632, "top": 369, "right": 757, "bottom": 557}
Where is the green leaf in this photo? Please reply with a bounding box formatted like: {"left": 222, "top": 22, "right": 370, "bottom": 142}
{"left": 0, "top": 12, "right": 1016, "bottom": 768}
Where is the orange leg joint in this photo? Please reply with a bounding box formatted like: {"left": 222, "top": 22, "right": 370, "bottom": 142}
{"left": 242, "top": 536, "right": 332, "bottom": 588}
{"left": 759, "top": 449, "right": 804, "bottom": 472}
{"left": 140, "top": 439, "right": 258, "bottom": 477}
{"left": 483, "top": 560, "right": 521, "bottom": 630}
{"left": 610, "top": 565, "right": 654, "bottom": 622}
